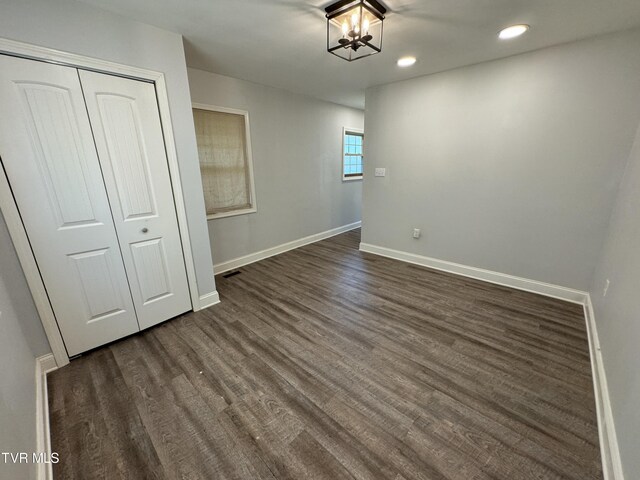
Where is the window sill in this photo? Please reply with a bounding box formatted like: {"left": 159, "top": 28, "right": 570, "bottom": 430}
{"left": 207, "top": 206, "right": 257, "bottom": 220}
{"left": 342, "top": 176, "right": 363, "bottom": 182}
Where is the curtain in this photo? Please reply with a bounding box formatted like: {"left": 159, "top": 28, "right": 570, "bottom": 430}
{"left": 193, "top": 108, "right": 251, "bottom": 215}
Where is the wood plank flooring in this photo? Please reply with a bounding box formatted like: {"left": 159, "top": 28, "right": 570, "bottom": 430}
{"left": 48, "top": 229, "right": 602, "bottom": 479}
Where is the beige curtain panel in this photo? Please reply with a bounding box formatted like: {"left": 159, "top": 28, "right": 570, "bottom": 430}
{"left": 193, "top": 108, "right": 251, "bottom": 215}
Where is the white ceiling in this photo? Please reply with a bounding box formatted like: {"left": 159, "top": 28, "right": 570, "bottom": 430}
{"left": 79, "top": 0, "right": 640, "bottom": 109}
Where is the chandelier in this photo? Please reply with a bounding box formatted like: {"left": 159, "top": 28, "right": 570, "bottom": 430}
{"left": 325, "top": 0, "right": 387, "bottom": 62}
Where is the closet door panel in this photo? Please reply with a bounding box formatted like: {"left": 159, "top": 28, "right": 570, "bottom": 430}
{"left": 0, "top": 55, "right": 139, "bottom": 356}
{"left": 79, "top": 70, "right": 192, "bottom": 329}
{"left": 92, "top": 93, "right": 157, "bottom": 220}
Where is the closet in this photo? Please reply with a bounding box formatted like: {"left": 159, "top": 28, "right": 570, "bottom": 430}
{"left": 0, "top": 54, "right": 192, "bottom": 356}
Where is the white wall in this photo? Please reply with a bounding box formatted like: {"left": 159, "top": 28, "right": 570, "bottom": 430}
{"left": 0, "top": 212, "right": 47, "bottom": 480}
{"left": 362, "top": 28, "right": 640, "bottom": 291}
{"left": 0, "top": 0, "right": 216, "bottom": 298}
{"left": 188, "top": 68, "right": 364, "bottom": 267}
{"left": 589, "top": 120, "right": 640, "bottom": 478}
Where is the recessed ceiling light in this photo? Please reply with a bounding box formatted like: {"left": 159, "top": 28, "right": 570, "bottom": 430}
{"left": 498, "top": 24, "right": 529, "bottom": 40}
{"left": 397, "top": 56, "right": 416, "bottom": 67}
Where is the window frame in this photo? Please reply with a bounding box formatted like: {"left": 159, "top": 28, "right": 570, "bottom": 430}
{"left": 192, "top": 103, "right": 258, "bottom": 220}
{"left": 342, "top": 127, "right": 364, "bottom": 181}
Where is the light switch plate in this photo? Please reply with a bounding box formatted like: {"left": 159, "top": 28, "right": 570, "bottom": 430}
{"left": 375, "top": 168, "right": 386, "bottom": 177}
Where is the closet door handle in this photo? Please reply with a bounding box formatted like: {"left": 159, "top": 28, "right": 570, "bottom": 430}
{"left": 141, "top": 227, "right": 149, "bottom": 233}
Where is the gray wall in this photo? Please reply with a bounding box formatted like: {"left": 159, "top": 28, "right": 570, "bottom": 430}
{"left": 589, "top": 122, "right": 640, "bottom": 477}
{"left": 0, "top": 212, "right": 48, "bottom": 480}
{"left": 0, "top": 215, "right": 49, "bottom": 357}
{"left": 188, "top": 68, "right": 364, "bottom": 267}
{"left": 0, "top": 0, "right": 216, "bottom": 297}
{"left": 362, "top": 28, "right": 640, "bottom": 291}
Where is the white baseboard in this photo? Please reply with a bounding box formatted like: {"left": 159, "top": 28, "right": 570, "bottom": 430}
{"left": 214, "top": 221, "right": 362, "bottom": 275}
{"left": 359, "top": 243, "right": 588, "bottom": 304}
{"left": 35, "top": 354, "right": 57, "bottom": 480}
{"left": 584, "top": 296, "right": 624, "bottom": 480}
{"left": 197, "top": 290, "right": 220, "bottom": 310}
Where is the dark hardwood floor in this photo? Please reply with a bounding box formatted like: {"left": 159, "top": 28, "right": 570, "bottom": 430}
{"left": 48, "top": 229, "right": 602, "bottom": 479}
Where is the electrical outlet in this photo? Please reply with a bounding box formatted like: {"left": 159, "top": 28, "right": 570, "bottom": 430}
{"left": 603, "top": 279, "right": 610, "bottom": 297}
{"left": 413, "top": 228, "right": 421, "bottom": 239}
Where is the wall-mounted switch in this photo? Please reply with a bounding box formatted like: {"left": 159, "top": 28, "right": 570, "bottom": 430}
{"left": 413, "top": 228, "right": 421, "bottom": 239}
{"left": 375, "top": 168, "right": 386, "bottom": 177}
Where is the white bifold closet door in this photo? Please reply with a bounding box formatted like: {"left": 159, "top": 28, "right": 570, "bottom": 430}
{"left": 0, "top": 55, "right": 139, "bottom": 355}
{"left": 0, "top": 54, "right": 191, "bottom": 356}
{"left": 79, "top": 70, "right": 191, "bottom": 330}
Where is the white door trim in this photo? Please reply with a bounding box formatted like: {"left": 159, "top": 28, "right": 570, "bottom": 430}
{"left": 0, "top": 169, "right": 70, "bottom": 366}
{"left": 0, "top": 37, "right": 202, "bottom": 366}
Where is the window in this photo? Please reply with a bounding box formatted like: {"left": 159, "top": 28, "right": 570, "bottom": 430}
{"left": 192, "top": 104, "right": 257, "bottom": 219}
{"left": 343, "top": 127, "right": 364, "bottom": 180}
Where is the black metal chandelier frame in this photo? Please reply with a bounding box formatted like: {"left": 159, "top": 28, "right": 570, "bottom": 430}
{"left": 325, "top": 0, "right": 387, "bottom": 62}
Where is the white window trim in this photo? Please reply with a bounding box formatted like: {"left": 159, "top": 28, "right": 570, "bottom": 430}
{"left": 342, "top": 126, "right": 364, "bottom": 181}
{"left": 193, "top": 103, "right": 258, "bottom": 220}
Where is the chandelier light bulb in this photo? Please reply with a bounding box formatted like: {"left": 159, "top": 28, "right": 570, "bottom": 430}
{"left": 342, "top": 21, "right": 348, "bottom": 36}
{"left": 363, "top": 17, "right": 370, "bottom": 34}
{"left": 351, "top": 13, "right": 359, "bottom": 30}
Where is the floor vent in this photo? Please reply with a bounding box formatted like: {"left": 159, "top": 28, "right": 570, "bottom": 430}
{"left": 222, "top": 270, "right": 241, "bottom": 278}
